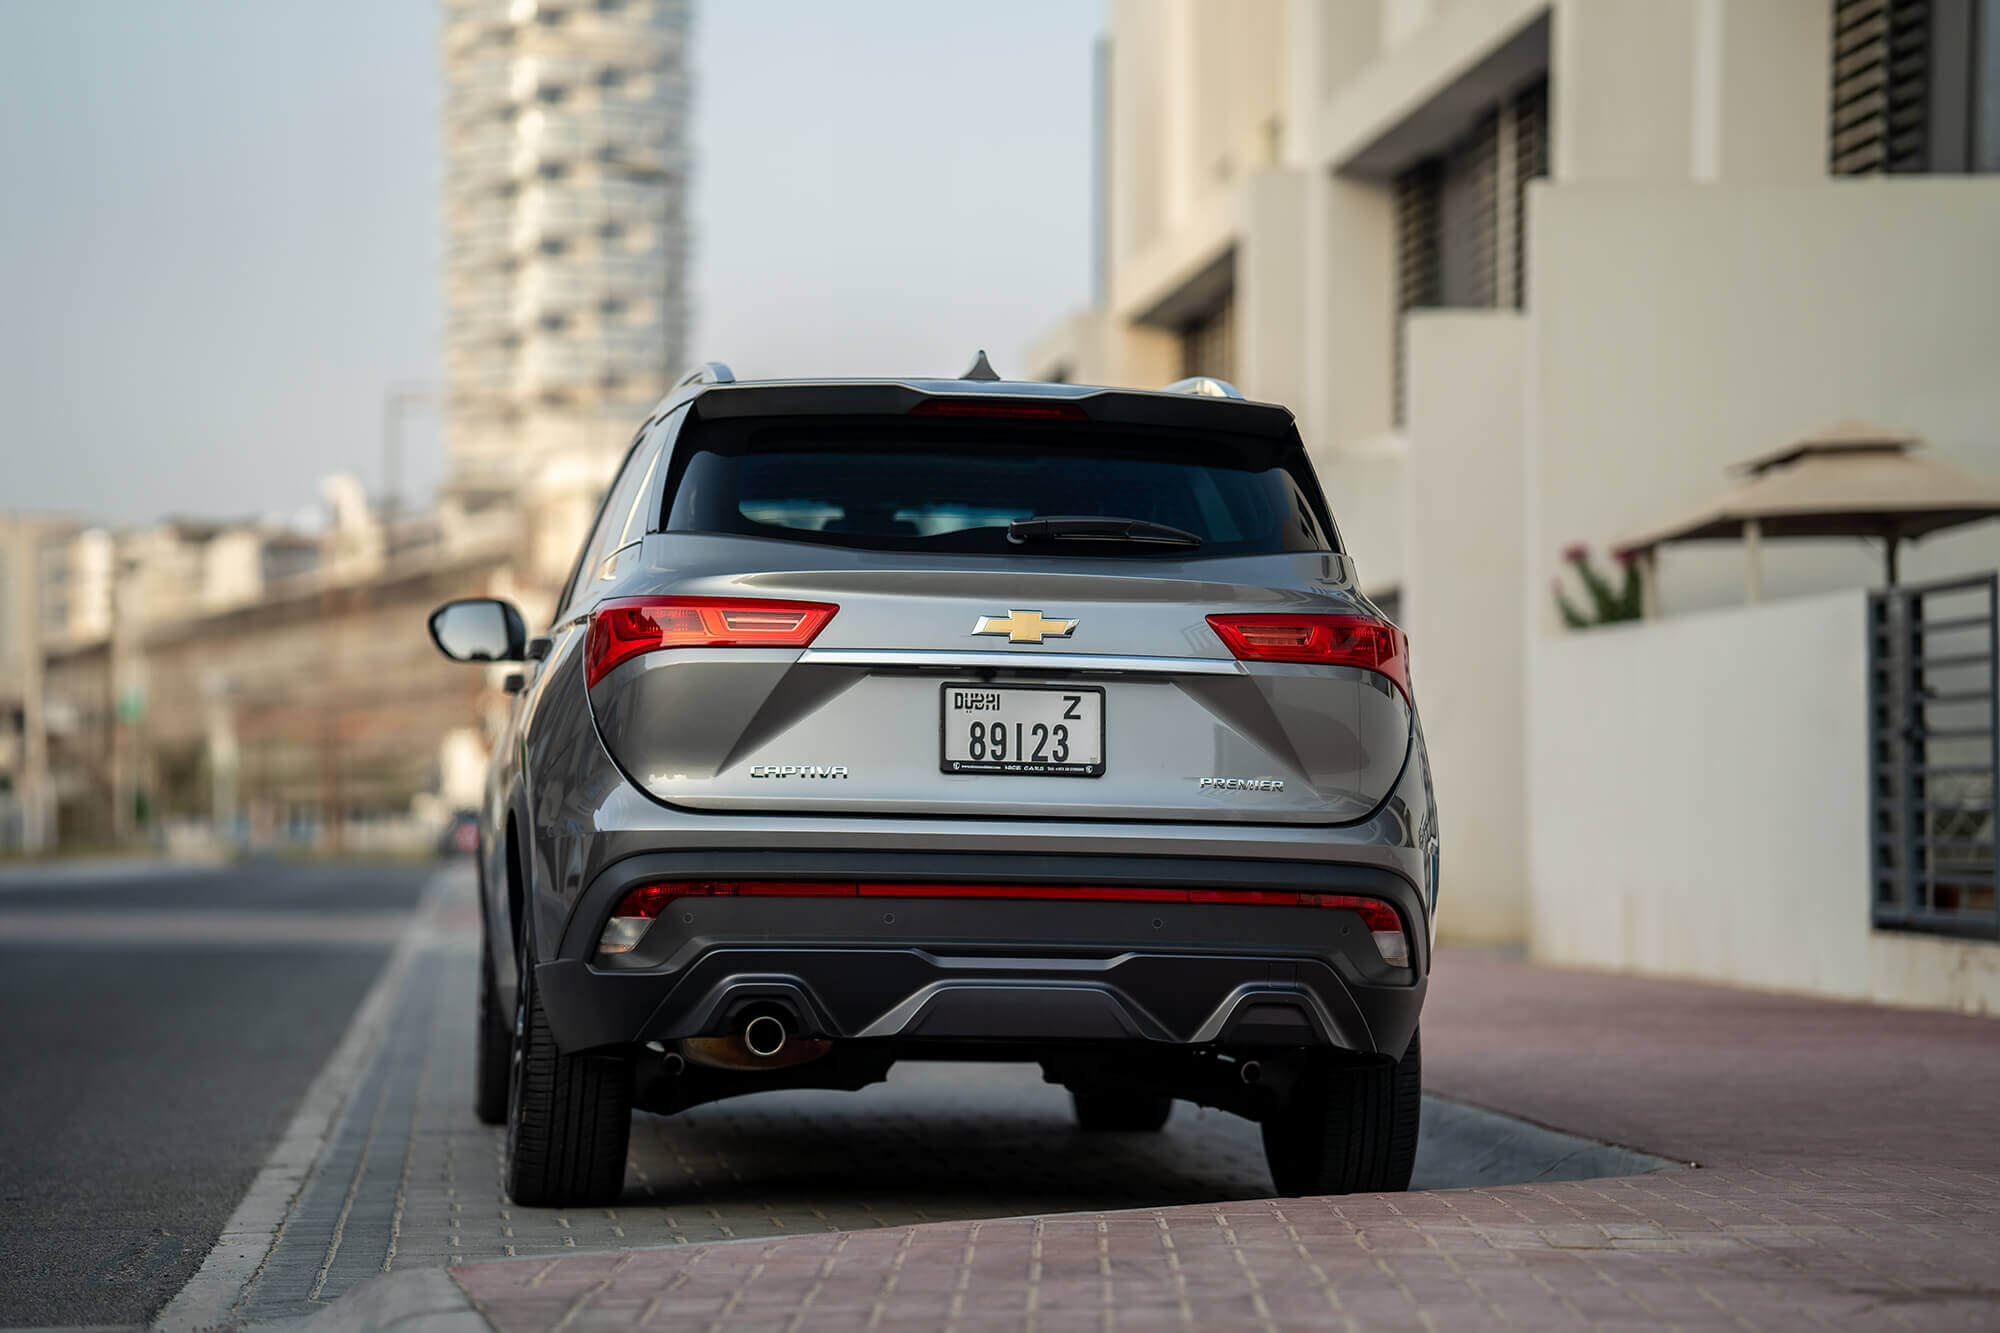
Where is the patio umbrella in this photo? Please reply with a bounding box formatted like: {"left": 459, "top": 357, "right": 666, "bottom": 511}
{"left": 1614, "top": 419, "right": 2000, "bottom": 598}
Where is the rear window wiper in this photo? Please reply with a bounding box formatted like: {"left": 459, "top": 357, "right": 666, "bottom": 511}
{"left": 1007, "top": 515, "right": 1203, "bottom": 548}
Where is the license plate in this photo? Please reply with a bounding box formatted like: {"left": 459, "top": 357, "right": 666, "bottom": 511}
{"left": 940, "top": 684, "right": 1104, "bottom": 777}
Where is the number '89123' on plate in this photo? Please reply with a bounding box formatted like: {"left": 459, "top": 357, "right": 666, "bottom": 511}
{"left": 940, "top": 684, "right": 1105, "bottom": 777}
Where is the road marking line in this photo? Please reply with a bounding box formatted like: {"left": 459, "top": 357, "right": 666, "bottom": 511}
{"left": 0, "top": 856, "right": 228, "bottom": 891}
{"left": 154, "top": 865, "right": 471, "bottom": 1333}
{"left": 0, "top": 909, "right": 412, "bottom": 947}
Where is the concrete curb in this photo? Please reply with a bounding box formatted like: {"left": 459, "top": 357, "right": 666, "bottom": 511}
{"left": 154, "top": 868, "right": 467, "bottom": 1333}
{"left": 1414, "top": 1093, "right": 1686, "bottom": 1186}
{"left": 299, "top": 1269, "right": 487, "bottom": 1333}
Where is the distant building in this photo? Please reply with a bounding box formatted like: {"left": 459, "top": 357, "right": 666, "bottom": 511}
{"left": 0, "top": 515, "right": 82, "bottom": 850}
{"left": 119, "top": 518, "right": 323, "bottom": 626}
{"left": 441, "top": 0, "right": 691, "bottom": 580}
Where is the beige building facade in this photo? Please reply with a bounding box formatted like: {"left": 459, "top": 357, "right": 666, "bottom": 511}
{"left": 0, "top": 503, "right": 515, "bottom": 854}
{"left": 1029, "top": 0, "right": 2000, "bottom": 1007}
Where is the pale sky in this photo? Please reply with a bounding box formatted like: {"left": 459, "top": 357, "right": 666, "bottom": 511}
{"left": 0, "top": 1, "right": 1101, "bottom": 525}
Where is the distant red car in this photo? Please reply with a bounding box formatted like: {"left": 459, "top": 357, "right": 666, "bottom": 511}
{"left": 438, "top": 810, "right": 480, "bottom": 858}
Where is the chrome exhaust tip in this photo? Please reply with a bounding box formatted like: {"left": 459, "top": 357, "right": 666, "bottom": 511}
{"left": 742, "top": 1013, "right": 788, "bottom": 1058}
{"left": 1239, "top": 1060, "right": 1262, "bottom": 1085}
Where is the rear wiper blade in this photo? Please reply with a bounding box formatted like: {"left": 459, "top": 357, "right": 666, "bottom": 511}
{"left": 1007, "top": 515, "right": 1203, "bottom": 548}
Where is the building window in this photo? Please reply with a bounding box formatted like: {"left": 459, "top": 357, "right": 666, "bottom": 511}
{"left": 1392, "top": 162, "right": 1440, "bottom": 425}
{"left": 1831, "top": 0, "right": 2000, "bottom": 173}
{"left": 1178, "top": 290, "right": 1236, "bottom": 382}
{"left": 1831, "top": 0, "right": 1937, "bottom": 172}
{"left": 1391, "top": 79, "right": 1547, "bottom": 424}
{"left": 1437, "top": 110, "right": 1500, "bottom": 310}
{"left": 1511, "top": 79, "right": 1549, "bottom": 307}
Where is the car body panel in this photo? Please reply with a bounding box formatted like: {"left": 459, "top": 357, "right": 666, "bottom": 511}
{"left": 582, "top": 538, "right": 1411, "bottom": 825}
{"left": 464, "top": 375, "right": 1440, "bottom": 1073}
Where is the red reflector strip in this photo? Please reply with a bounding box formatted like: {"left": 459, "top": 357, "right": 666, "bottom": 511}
{"left": 1205, "top": 613, "right": 1411, "bottom": 703}
{"left": 608, "top": 880, "right": 1405, "bottom": 933}
{"left": 858, "top": 883, "right": 1180, "bottom": 901}
{"left": 1298, "top": 892, "right": 1403, "bottom": 933}
{"left": 1188, "top": 888, "right": 1303, "bottom": 907}
{"left": 585, "top": 596, "right": 837, "bottom": 687}
{"left": 909, "top": 398, "right": 1088, "bottom": 421}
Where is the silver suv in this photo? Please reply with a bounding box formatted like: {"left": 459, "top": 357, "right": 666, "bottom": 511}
{"left": 428, "top": 363, "right": 1439, "bottom": 1207}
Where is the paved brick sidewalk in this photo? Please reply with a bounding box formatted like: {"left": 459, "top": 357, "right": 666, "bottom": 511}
{"left": 447, "top": 953, "right": 2000, "bottom": 1330}
{"left": 220, "top": 871, "right": 1646, "bottom": 1326}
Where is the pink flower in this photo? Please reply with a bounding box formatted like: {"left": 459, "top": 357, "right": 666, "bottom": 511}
{"left": 1561, "top": 542, "right": 1589, "bottom": 564}
{"left": 1612, "top": 546, "right": 1639, "bottom": 566}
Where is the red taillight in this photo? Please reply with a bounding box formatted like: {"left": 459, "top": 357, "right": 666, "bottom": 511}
{"left": 597, "top": 880, "right": 1411, "bottom": 967}
{"left": 1205, "top": 613, "right": 1410, "bottom": 702}
{"left": 584, "top": 596, "right": 836, "bottom": 687}
{"left": 909, "top": 398, "right": 1088, "bottom": 421}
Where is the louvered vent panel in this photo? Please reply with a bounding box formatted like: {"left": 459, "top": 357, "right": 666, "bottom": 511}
{"left": 1830, "top": 0, "right": 1931, "bottom": 174}
{"left": 1438, "top": 110, "right": 1500, "bottom": 308}
{"left": 1511, "top": 79, "right": 1549, "bottom": 311}
{"left": 1392, "top": 162, "right": 1442, "bottom": 426}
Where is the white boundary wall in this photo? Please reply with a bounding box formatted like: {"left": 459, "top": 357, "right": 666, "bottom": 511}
{"left": 1404, "top": 312, "right": 1528, "bottom": 944}
{"left": 1529, "top": 590, "right": 2000, "bottom": 1014}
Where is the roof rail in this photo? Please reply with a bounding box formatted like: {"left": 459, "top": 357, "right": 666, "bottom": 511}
{"left": 675, "top": 361, "right": 736, "bottom": 389}
{"left": 1160, "top": 376, "right": 1244, "bottom": 399}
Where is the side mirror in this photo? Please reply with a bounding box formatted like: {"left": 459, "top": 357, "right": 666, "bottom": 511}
{"left": 428, "top": 598, "right": 527, "bottom": 663}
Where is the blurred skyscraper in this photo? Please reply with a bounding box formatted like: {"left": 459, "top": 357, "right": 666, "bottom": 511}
{"left": 441, "top": 0, "right": 690, "bottom": 575}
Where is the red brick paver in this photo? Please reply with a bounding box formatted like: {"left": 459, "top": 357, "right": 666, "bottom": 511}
{"left": 453, "top": 952, "right": 2000, "bottom": 1330}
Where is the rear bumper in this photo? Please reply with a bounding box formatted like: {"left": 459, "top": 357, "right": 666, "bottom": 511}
{"left": 535, "top": 849, "right": 1427, "bottom": 1060}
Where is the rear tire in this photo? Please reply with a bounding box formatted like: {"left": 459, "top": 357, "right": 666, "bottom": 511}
{"left": 473, "top": 929, "right": 509, "bottom": 1126}
{"left": 503, "top": 926, "right": 632, "bottom": 1207}
{"left": 1071, "top": 1088, "right": 1174, "bottom": 1132}
{"left": 1260, "top": 1027, "right": 1421, "bottom": 1196}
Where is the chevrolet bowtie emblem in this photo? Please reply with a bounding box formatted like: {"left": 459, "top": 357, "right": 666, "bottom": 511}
{"left": 972, "top": 609, "right": 1079, "bottom": 644}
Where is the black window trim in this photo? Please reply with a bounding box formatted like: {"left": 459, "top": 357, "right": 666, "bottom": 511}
{"left": 654, "top": 413, "right": 1342, "bottom": 561}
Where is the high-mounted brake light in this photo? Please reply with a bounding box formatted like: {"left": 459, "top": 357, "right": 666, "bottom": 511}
{"left": 594, "top": 880, "right": 1412, "bottom": 970}
{"left": 910, "top": 398, "right": 1088, "bottom": 421}
{"left": 1205, "top": 613, "right": 1410, "bottom": 702}
{"left": 584, "top": 596, "right": 836, "bottom": 687}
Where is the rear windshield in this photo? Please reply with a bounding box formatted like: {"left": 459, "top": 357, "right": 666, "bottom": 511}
{"left": 662, "top": 420, "right": 1337, "bottom": 558}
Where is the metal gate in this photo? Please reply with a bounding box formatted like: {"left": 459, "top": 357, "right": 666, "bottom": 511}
{"left": 1869, "top": 574, "right": 2000, "bottom": 938}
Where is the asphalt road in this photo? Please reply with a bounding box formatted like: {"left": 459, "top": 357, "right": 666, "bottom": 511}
{"left": 0, "top": 859, "right": 435, "bottom": 1331}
